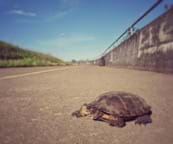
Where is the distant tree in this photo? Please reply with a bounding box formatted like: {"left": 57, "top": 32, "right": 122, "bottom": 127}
{"left": 71, "top": 59, "right": 77, "bottom": 63}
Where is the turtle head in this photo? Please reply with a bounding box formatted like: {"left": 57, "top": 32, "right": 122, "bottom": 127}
{"left": 72, "top": 103, "right": 91, "bottom": 117}
{"left": 79, "top": 103, "right": 91, "bottom": 117}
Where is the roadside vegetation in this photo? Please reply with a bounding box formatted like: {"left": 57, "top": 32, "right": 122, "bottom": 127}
{"left": 0, "top": 41, "right": 67, "bottom": 67}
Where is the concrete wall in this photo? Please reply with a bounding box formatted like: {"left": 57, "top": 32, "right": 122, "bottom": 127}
{"left": 100, "top": 7, "right": 173, "bottom": 72}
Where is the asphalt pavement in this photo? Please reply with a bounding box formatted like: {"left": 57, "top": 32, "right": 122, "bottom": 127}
{"left": 0, "top": 65, "right": 173, "bottom": 144}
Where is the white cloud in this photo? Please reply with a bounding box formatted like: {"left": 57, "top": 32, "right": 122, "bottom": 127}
{"left": 9, "top": 9, "right": 37, "bottom": 17}
{"left": 44, "top": 0, "right": 80, "bottom": 22}
{"left": 39, "top": 33, "right": 96, "bottom": 48}
{"left": 47, "top": 9, "right": 71, "bottom": 21}
{"left": 59, "top": 33, "right": 65, "bottom": 37}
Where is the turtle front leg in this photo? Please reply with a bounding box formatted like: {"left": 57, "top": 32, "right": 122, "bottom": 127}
{"left": 109, "top": 117, "right": 126, "bottom": 127}
{"left": 92, "top": 111, "right": 104, "bottom": 120}
{"left": 94, "top": 113, "right": 126, "bottom": 127}
{"left": 72, "top": 110, "right": 81, "bottom": 117}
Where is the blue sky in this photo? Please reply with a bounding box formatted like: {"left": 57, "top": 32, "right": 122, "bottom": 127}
{"left": 0, "top": 0, "right": 172, "bottom": 61}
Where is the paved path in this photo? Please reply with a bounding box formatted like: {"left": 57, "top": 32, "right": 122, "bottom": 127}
{"left": 0, "top": 65, "right": 173, "bottom": 144}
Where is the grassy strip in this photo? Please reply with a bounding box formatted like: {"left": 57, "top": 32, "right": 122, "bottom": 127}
{"left": 0, "top": 41, "right": 68, "bottom": 67}
{"left": 0, "top": 58, "right": 67, "bottom": 67}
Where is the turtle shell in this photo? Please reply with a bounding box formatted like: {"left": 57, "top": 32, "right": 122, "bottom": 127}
{"left": 87, "top": 91, "right": 151, "bottom": 118}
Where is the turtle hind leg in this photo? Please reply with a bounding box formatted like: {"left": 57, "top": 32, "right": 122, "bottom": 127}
{"left": 135, "top": 115, "right": 152, "bottom": 125}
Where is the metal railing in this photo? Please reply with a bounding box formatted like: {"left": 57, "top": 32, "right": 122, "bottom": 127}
{"left": 100, "top": 0, "right": 164, "bottom": 58}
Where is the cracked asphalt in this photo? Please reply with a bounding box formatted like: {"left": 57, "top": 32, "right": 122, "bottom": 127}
{"left": 0, "top": 65, "right": 173, "bottom": 144}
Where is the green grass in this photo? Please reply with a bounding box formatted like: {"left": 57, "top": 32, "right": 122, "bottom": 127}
{"left": 0, "top": 41, "right": 67, "bottom": 67}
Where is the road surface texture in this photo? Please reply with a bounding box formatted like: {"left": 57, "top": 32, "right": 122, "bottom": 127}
{"left": 0, "top": 65, "right": 173, "bottom": 144}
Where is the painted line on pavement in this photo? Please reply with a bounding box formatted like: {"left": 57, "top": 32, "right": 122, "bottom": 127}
{"left": 0, "top": 67, "right": 72, "bottom": 80}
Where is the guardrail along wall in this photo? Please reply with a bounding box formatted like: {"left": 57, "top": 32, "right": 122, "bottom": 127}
{"left": 102, "top": 7, "right": 173, "bottom": 72}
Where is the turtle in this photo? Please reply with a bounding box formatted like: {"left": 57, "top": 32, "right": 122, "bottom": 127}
{"left": 72, "top": 91, "right": 152, "bottom": 127}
